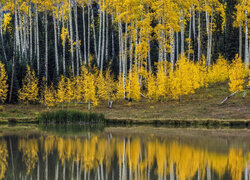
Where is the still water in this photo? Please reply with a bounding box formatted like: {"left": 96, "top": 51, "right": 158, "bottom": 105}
{"left": 0, "top": 125, "right": 250, "bottom": 180}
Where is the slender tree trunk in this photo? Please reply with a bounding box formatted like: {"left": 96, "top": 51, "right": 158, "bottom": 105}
{"left": 87, "top": 3, "right": 91, "bottom": 63}
{"left": 82, "top": 3, "right": 87, "bottom": 64}
{"left": 74, "top": 3, "right": 80, "bottom": 75}
{"left": 188, "top": 9, "right": 192, "bottom": 60}
{"left": 53, "top": 7, "right": 59, "bottom": 76}
{"left": 62, "top": 12, "right": 66, "bottom": 76}
{"left": 198, "top": 4, "right": 201, "bottom": 61}
{"left": 180, "top": 12, "right": 185, "bottom": 55}
{"left": 91, "top": 2, "right": 97, "bottom": 61}
{"left": 29, "top": 2, "right": 33, "bottom": 64}
{"left": 245, "top": 163, "right": 249, "bottom": 180}
{"left": 35, "top": 1, "right": 40, "bottom": 75}
{"left": 239, "top": 23, "right": 242, "bottom": 59}
{"left": 69, "top": 0, "right": 74, "bottom": 75}
{"left": 45, "top": 154, "right": 48, "bottom": 180}
{"left": 106, "top": 13, "right": 109, "bottom": 62}
{"left": 100, "top": 0, "right": 106, "bottom": 72}
{"left": 55, "top": 160, "right": 59, "bottom": 180}
{"left": 245, "top": 9, "right": 249, "bottom": 68}
{"left": 45, "top": 10, "right": 48, "bottom": 83}
{"left": 176, "top": 32, "right": 179, "bottom": 61}
{"left": 9, "top": 1, "right": 17, "bottom": 103}
{"left": 170, "top": 29, "right": 175, "bottom": 69}
{"left": 123, "top": 22, "right": 128, "bottom": 75}
{"left": 97, "top": 4, "right": 102, "bottom": 67}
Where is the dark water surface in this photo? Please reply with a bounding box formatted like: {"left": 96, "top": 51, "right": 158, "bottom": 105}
{"left": 0, "top": 125, "right": 250, "bottom": 180}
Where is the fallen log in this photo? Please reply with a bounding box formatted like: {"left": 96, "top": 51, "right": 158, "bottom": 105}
{"left": 220, "top": 90, "right": 239, "bottom": 104}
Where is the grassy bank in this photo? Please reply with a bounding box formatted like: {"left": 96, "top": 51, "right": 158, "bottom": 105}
{"left": 38, "top": 110, "right": 105, "bottom": 124}
{"left": 0, "top": 84, "right": 249, "bottom": 126}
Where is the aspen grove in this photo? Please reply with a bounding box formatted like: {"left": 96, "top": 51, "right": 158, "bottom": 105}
{"left": 0, "top": 0, "right": 249, "bottom": 106}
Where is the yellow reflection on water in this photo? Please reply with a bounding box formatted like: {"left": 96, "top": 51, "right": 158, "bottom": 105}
{"left": 1, "top": 134, "right": 250, "bottom": 180}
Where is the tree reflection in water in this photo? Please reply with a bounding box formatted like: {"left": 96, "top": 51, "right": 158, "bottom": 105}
{"left": 0, "top": 129, "right": 249, "bottom": 180}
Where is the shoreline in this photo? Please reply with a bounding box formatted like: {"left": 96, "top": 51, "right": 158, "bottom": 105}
{"left": 1, "top": 116, "right": 250, "bottom": 128}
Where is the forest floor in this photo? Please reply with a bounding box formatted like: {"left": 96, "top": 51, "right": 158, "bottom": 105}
{"left": 0, "top": 83, "right": 249, "bottom": 125}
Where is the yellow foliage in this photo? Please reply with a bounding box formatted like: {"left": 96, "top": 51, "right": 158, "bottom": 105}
{"left": 0, "top": 61, "right": 8, "bottom": 104}
{"left": 56, "top": 75, "right": 67, "bottom": 104}
{"left": 0, "top": 139, "right": 8, "bottom": 180}
{"left": 126, "top": 67, "right": 141, "bottom": 101}
{"left": 44, "top": 83, "right": 56, "bottom": 107}
{"left": 116, "top": 75, "right": 125, "bottom": 100}
{"left": 18, "top": 66, "right": 39, "bottom": 104}
{"left": 207, "top": 55, "right": 229, "bottom": 84}
{"left": 18, "top": 138, "right": 38, "bottom": 175}
{"left": 96, "top": 72, "right": 109, "bottom": 100}
{"left": 229, "top": 55, "right": 246, "bottom": 92}
{"left": 2, "top": 13, "right": 12, "bottom": 33}
{"left": 228, "top": 148, "right": 244, "bottom": 180}
{"left": 83, "top": 70, "right": 98, "bottom": 106}
{"left": 156, "top": 62, "right": 167, "bottom": 100}
{"left": 146, "top": 71, "right": 157, "bottom": 100}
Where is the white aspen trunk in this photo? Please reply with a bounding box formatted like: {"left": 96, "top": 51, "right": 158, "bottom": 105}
{"left": 135, "top": 22, "right": 138, "bottom": 66}
{"left": 245, "top": 9, "right": 249, "bottom": 68}
{"left": 123, "top": 22, "right": 128, "bottom": 76}
{"left": 118, "top": 19, "right": 122, "bottom": 75}
{"left": 106, "top": 13, "right": 109, "bottom": 62}
{"left": 205, "top": 2, "right": 210, "bottom": 66}
{"left": 57, "top": 5, "right": 60, "bottom": 42}
{"left": 180, "top": 12, "right": 185, "bottom": 55}
{"left": 206, "top": 164, "right": 211, "bottom": 180}
{"left": 97, "top": 4, "right": 102, "bottom": 67}
{"left": 63, "top": 162, "right": 66, "bottom": 180}
{"left": 23, "top": 15, "right": 28, "bottom": 60}
{"left": 29, "top": 2, "right": 33, "bottom": 64}
{"left": 87, "top": 2, "right": 91, "bottom": 63}
{"left": 91, "top": 2, "right": 98, "bottom": 61}
{"left": 100, "top": 0, "right": 105, "bottom": 72}
{"left": 176, "top": 32, "right": 179, "bottom": 61}
{"left": 45, "top": 10, "right": 48, "bottom": 83}
{"left": 45, "top": 155, "right": 48, "bottom": 180}
{"left": 147, "top": 39, "right": 151, "bottom": 70}
{"left": 69, "top": 0, "right": 74, "bottom": 75}
{"left": 198, "top": 4, "right": 201, "bottom": 61}
{"left": 53, "top": 7, "right": 59, "bottom": 76}
{"left": 35, "top": 1, "right": 40, "bottom": 75}
{"left": 158, "top": 18, "right": 163, "bottom": 62}
{"left": 18, "top": 3, "right": 23, "bottom": 60}
{"left": 37, "top": 160, "right": 40, "bottom": 180}
{"left": 129, "top": 29, "right": 133, "bottom": 71}
{"left": 188, "top": 9, "right": 192, "bottom": 60}
{"left": 62, "top": 12, "right": 66, "bottom": 76}
{"left": 71, "top": 161, "right": 74, "bottom": 180}
{"left": 163, "top": 32, "right": 167, "bottom": 61}
{"left": 74, "top": 2, "right": 80, "bottom": 75}
{"left": 245, "top": 163, "right": 249, "bottom": 180}
{"left": 120, "top": 22, "right": 125, "bottom": 98}
{"left": 239, "top": 23, "right": 242, "bottom": 59}
{"left": 55, "top": 160, "right": 59, "bottom": 180}
{"left": 170, "top": 29, "right": 175, "bottom": 69}
{"left": 122, "top": 139, "right": 126, "bottom": 180}
{"left": 192, "top": 7, "right": 196, "bottom": 61}
{"left": 209, "top": 11, "right": 213, "bottom": 65}
{"left": 82, "top": 2, "right": 87, "bottom": 64}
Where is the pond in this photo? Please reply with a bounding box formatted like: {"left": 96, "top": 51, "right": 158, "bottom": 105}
{"left": 0, "top": 125, "right": 249, "bottom": 180}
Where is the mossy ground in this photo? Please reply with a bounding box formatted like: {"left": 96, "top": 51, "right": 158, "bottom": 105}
{"left": 0, "top": 84, "right": 249, "bottom": 124}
